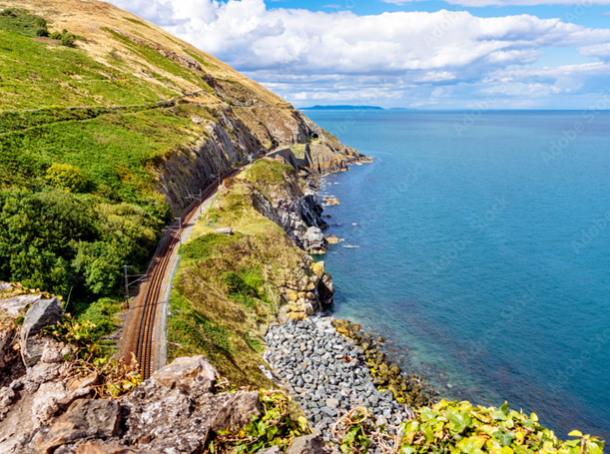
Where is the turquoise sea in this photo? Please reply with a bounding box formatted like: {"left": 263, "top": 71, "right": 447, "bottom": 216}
{"left": 306, "top": 110, "right": 610, "bottom": 440}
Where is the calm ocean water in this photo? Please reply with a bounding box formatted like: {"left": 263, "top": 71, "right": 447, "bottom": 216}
{"left": 305, "top": 110, "right": 610, "bottom": 439}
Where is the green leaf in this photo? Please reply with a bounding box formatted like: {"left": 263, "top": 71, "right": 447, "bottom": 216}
{"left": 457, "top": 436, "right": 487, "bottom": 454}
{"left": 569, "top": 431, "right": 583, "bottom": 437}
{"left": 491, "top": 410, "right": 507, "bottom": 421}
{"left": 501, "top": 402, "right": 509, "bottom": 416}
{"left": 588, "top": 441, "right": 604, "bottom": 454}
{"left": 447, "top": 412, "right": 472, "bottom": 434}
{"left": 420, "top": 407, "right": 439, "bottom": 422}
{"left": 493, "top": 431, "right": 516, "bottom": 447}
{"left": 424, "top": 425, "right": 435, "bottom": 443}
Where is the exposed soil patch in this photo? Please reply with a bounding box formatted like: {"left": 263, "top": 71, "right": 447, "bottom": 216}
{"left": 32, "top": 37, "right": 59, "bottom": 45}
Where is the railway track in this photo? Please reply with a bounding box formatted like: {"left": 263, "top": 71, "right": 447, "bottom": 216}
{"left": 134, "top": 152, "right": 275, "bottom": 379}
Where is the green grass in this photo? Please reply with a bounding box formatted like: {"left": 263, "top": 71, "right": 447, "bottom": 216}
{"left": 168, "top": 290, "right": 233, "bottom": 357}
{"left": 75, "top": 297, "right": 124, "bottom": 337}
{"left": 246, "top": 159, "right": 295, "bottom": 186}
{"left": 122, "top": 17, "right": 153, "bottom": 30}
{"left": 179, "top": 233, "right": 241, "bottom": 263}
{"left": 0, "top": 28, "right": 178, "bottom": 110}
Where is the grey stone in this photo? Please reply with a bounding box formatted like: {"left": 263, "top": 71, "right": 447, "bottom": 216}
{"left": 212, "top": 391, "right": 262, "bottom": 432}
{"left": 20, "top": 297, "right": 63, "bottom": 367}
{"left": 35, "top": 399, "right": 121, "bottom": 453}
{"left": 287, "top": 435, "right": 326, "bottom": 454}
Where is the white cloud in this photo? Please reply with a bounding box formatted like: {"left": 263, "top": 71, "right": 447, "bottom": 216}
{"left": 105, "top": 0, "right": 610, "bottom": 108}
{"left": 579, "top": 43, "right": 610, "bottom": 60}
{"left": 382, "top": 0, "right": 610, "bottom": 6}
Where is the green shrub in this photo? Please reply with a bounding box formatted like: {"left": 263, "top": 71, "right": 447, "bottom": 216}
{"left": 46, "top": 163, "right": 89, "bottom": 193}
{"left": 33, "top": 17, "right": 47, "bottom": 28}
{"left": 61, "top": 32, "right": 76, "bottom": 47}
{"left": 335, "top": 400, "right": 604, "bottom": 454}
{"left": 225, "top": 98, "right": 233, "bottom": 106}
{"left": 0, "top": 8, "right": 18, "bottom": 17}
{"left": 49, "top": 31, "right": 61, "bottom": 40}
{"left": 77, "top": 297, "right": 123, "bottom": 336}
{"left": 0, "top": 8, "right": 50, "bottom": 38}
{"left": 0, "top": 188, "right": 98, "bottom": 295}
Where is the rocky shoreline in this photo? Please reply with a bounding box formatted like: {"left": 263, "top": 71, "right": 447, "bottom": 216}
{"left": 264, "top": 317, "right": 413, "bottom": 447}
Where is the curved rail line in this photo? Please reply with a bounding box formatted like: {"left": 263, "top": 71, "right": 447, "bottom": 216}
{"left": 134, "top": 151, "right": 275, "bottom": 379}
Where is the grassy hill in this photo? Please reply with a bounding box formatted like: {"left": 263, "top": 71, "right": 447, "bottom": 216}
{"left": 0, "top": 0, "right": 353, "bottom": 312}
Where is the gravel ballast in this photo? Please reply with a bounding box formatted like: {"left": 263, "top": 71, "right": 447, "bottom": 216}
{"left": 264, "top": 317, "right": 410, "bottom": 442}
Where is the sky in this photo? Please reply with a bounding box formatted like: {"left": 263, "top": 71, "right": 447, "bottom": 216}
{"left": 105, "top": 0, "right": 610, "bottom": 109}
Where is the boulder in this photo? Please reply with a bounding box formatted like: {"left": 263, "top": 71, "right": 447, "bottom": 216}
{"left": 324, "top": 234, "right": 340, "bottom": 245}
{"left": 317, "top": 273, "right": 335, "bottom": 307}
{"left": 0, "top": 293, "right": 42, "bottom": 317}
{"left": 36, "top": 399, "right": 121, "bottom": 454}
{"left": 312, "top": 261, "right": 325, "bottom": 279}
{"left": 302, "top": 227, "right": 327, "bottom": 255}
{"left": 20, "top": 297, "right": 63, "bottom": 367}
{"left": 211, "top": 391, "right": 261, "bottom": 432}
{"left": 286, "top": 435, "right": 326, "bottom": 454}
{"left": 152, "top": 355, "right": 218, "bottom": 395}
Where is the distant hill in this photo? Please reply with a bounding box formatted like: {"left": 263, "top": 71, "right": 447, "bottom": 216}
{"left": 300, "top": 105, "right": 384, "bottom": 111}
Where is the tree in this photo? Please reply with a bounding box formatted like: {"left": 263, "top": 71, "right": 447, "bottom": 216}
{"left": 0, "top": 188, "right": 98, "bottom": 295}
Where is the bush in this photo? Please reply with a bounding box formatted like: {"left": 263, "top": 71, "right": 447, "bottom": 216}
{"left": 49, "top": 31, "right": 61, "bottom": 40}
{"left": 0, "top": 188, "right": 98, "bottom": 295}
{"left": 33, "top": 17, "right": 47, "bottom": 28}
{"left": 334, "top": 400, "right": 605, "bottom": 454}
{"left": 46, "top": 163, "right": 89, "bottom": 193}
{"left": 35, "top": 27, "right": 49, "bottom": 37}
{"left": 61, "top": 32, "right": 76, "bottom": 47}
{"left": 0, "top": 8, "right": 18, "bottom": 17}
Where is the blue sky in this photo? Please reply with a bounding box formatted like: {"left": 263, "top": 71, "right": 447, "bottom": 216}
{"left": 108, "top": 0, "right": 610, "bottom": 109}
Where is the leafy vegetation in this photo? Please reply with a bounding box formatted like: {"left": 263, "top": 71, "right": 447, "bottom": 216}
{"left": 0, "top": 8, "right": 49, "bottom": 38}
{"left": 207, "top": 390, "right": 310, "bottom": 454}
{"left": 332, "top": 401, "right": 604, "bottom": 454}
{"left": 46, "top": 163, "right": 89, "bottom": 192}
{"left": 0, "top": 188, "right": 161, "bottom": 299}
{"left": 43, "top": 312, "right": 142, "bottom": 397}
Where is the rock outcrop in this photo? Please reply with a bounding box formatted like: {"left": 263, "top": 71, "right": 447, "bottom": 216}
{"left": 21, "top": 297, "right": 63, "bottom": 368}
{"left": 0, "top": 354, "right": 312, "bottom": 454}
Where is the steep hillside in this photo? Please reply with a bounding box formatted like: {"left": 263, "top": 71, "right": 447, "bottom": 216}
{"left": 0, "top": 0, "right": 363, "bottom": 303}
